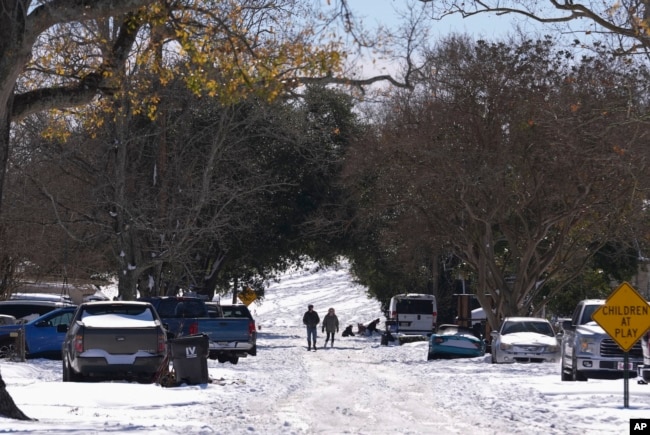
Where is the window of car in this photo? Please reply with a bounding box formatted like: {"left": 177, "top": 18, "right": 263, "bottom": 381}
{"left": 501, "top": 320, "right": 554, "bottom": 337}
{"left": 395, "top": 299, "right": 433, "bottom": 315}
{"left": 221, "top": 306, "right": 252, "bottom": 319}
{"left": 156, "top": 299, "right": 205, "bottom": 317}
{"left": 81, "top": 305, "right": 154, "bottom": 321}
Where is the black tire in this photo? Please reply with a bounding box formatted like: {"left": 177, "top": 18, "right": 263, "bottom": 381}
{"left": 62, "top": 355, "right": 82, "bottom": 382}
{"left": 572, "top": 353, "right": 588, "bottom": 381}
{"left": 217, "top": 356, "right": 228, "bottom": 363}
{"left": 561, "top": 365, "right": 573, "bottom": 381}
{"left": 248, "top": 345, "right": 257, "bottom": 356}
{"left": 560, "top": 351, "right": 574, "bottom": 381}
{"left": 643, "top": 369, "right": 650, "bottom": 383}
{"left": 427, "top": 353, "right": 435, "bottom": 361}
{"left": 0, "top": 341, "right": 15, "bottom": 359}
{"left": 230, "top": 356, "right": 239, "bottom": 365}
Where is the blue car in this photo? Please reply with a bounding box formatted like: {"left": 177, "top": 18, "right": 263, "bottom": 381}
{"left": 427, "top": 324, "right": 486, "bottom": 360}
{"left": 0, "top": 306, "right": 76, "bottom": 359}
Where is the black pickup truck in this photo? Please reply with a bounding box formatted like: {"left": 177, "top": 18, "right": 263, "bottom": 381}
{"left": 140, "top": 296, "right": 255, "bottom": 364}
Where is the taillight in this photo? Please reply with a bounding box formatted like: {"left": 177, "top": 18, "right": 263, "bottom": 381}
{"left": 391, "top": 311, "right": 396, "bottom": 319}
{"left": 157, "top": 331, "right": 166, "bottom": 353}
{"left": 248, "top": 321, "right": 256, "bottom": 335}
{"left": 188, "top": 322, "right": 199, "bottom": 335}
{"left": 73, "top": 334, "right": 83, "bottom": 353}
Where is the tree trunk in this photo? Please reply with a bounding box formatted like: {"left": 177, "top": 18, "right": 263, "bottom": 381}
{"left": 0, "top": 94, "right": 31, "bottom": 421}
{"left": 0, "top": 372, "right": 32, "bottom": 421}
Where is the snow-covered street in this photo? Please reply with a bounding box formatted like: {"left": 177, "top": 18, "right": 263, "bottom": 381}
{"left": 3, "top": 262, "right": 650, "bottom": 434}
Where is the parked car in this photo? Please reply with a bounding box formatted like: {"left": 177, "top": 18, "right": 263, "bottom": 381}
{"left": 427, "top": 324, "right": 486, "bottom": 360}
{"left": 0, "top": 306, "right": 76, "bottom": 359}
{"left": 10, "top": 292, "right": 74, "bottom": 304}
{"left": 0, "top": 300, "right": 76, "bottom": 323}
{"left": 491, "top": 317, "right": 560, "bottom": 364}
{"left": 387, "top": 293, "right": 437, "bottom": 336}
{"left": 61, "top": 301, "right": 167, "bottom": 382}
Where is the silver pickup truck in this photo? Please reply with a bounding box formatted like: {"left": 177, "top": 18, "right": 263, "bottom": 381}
{"left": 61, "top": 301, "right": 167, "bottom": 382}
{"left": 560, "top": 299, "right": 643, "bottom": 381}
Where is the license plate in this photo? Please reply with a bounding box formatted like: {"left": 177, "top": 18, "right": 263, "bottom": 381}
{"left": 617, "top": 362, "right": 635, "bottom": 370}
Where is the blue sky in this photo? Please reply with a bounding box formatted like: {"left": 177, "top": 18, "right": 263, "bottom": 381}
{"left": 337, "top": 0, "right": 526, "bottom": 79}
{"left": 349, "top": 0, "right": 524, "bottom": 39}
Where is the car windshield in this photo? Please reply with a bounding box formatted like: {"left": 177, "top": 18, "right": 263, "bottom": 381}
{"left": 437, "top": 325, "right": 479, "bottom": 338}
{"left": 501, "top": 321, "right": 554, "bottom": 337}
{"left": 579, "top": 304, "right": 600, "bottom": 325}
{"left": 395, "top": 299, "right": 433, "bottom": 314}
{"left": 221, "top": 306, "right": 250, "bottom": 318}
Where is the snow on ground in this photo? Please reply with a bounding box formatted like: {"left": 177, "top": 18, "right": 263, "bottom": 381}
{"left": 2, "top": 261, "right": 650, "bottom": 434}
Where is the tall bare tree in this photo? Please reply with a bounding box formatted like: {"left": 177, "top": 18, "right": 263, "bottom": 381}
{"left": 345, "top": 35, "right": 650, "bottom": 329}
{"left": 418, "top": 0, "right": 650, "bottom": 54}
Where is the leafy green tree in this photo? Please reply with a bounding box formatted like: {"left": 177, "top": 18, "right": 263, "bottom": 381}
{"left": 12, "top": 78, "right": 363, "bottom": 301}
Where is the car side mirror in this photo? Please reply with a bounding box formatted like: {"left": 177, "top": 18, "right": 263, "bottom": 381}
{"left": 490, "top": 331, "right": 498, "bottom": 338}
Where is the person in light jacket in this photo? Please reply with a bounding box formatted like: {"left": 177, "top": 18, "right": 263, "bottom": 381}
{"left": 322, "top": 307, "right": 339, "bottom": 348}
{"left": 302, "top": 304, "right": 320, "bottom": 351}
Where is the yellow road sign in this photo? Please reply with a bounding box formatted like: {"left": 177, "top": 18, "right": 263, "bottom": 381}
{"left": 237, "top": 287, "right": 257, "bottom": 306}
{"left": 592, "top": 282, "right": 650, "bottom": 351}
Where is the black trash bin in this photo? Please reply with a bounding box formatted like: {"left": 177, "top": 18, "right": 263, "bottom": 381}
{"left": 169, "top": 333, "right": 209, "bottom": 385}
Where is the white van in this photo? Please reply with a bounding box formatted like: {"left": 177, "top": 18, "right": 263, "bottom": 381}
{"left": 388, "top": 293, "right": 437, "bottom": 335}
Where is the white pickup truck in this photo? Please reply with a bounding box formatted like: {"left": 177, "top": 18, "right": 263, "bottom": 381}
{"left": 560, "top": 299, "right": 643, "bottom": 381}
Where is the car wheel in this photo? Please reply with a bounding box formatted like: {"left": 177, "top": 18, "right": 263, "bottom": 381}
{"left": 62, "top": 355, "right": 82, "bottom": 382}
{"left": 248, "top": 345, "right": 257, "bottom": 356}
{"left": 230, "top": 356, "right": 239, "bottom": 365}
{"left": 62, "top": 359, "right": 70, "bottom": 382}
{"left": 560, "top": 350, "right": 573, "bottom": 381}
{"left": 643, "top": 369, "right": 650, "bottom": 383}
{"left": 572, "top": 353, "right": 587, "bottom": 381}
{"left": 217, "top": 356, "right": 228, "bottom": 363}
{"left": 0, "top": 341, "right": 16, "bottom": 359}
{"left": 427, "top": 352, "right": 435, "bottom": 361}
{"left": 560, "top": 365, "right": 573, "bottom": 381}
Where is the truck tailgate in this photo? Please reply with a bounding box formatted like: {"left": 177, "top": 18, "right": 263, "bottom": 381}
{"left": 201, "top": 318, "right": 251, "bottom": 341}
{"left": 82, "top": 327, "right": 161, "bottom": 354}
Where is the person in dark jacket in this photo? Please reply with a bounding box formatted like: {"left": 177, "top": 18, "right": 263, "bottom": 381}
{"left": 342, "top": 325, "right": 355, "bottom": 337}
{"left": 366, "top": 318, "right": 381, "bottom": 335}
{"left": 321, "top": 307, "right": 339, "bottom": 348}
{"left": 302, "top": 304, "right": 320, "bottom": 351}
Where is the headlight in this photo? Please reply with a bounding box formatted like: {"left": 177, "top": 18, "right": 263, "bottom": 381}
{"left": 546, "top": 345, "right": 558, "bottom": 352}
{"left": 499, "top": 342, "right": 513, "bottom": 350}
{"left": 578, "top": 337, "right": 596, "bottom": 353}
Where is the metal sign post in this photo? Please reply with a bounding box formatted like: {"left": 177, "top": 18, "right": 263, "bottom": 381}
{"left": 623, "top": 351, "right": 630, "bottom": 408}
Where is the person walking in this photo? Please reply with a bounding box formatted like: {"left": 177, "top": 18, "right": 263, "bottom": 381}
{"left": 322, "top": 307, "right": 339, "bottom": 348}
{"left": 302, "top": 304, "right": 320, "bottom": 351}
